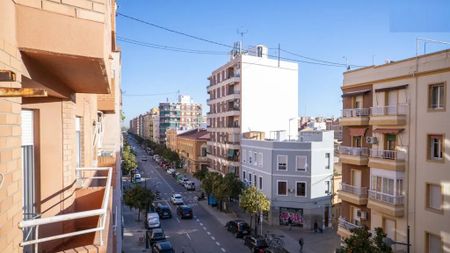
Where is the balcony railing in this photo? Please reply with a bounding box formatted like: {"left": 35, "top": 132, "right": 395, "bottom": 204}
{"left": 368, "top": 190, "right": 404, "bottom": 205}
{"left": 227, "top": 122, "right": 240, "bottom": 128}
{"left": 227, "top": 90, "right": 241, "bottom": 95}
{"left": 340, "top": 146, "right": 369, "bottom": 156}
{"left": 338, "top": 217, "right": 361, "bottom": 231}
{"left": 19, "top": 167, "right": 112, "bottom": 249}
{"left": 370, "top": 104, "right": 408, "bottom": 116}
{"left": 342, "top": 108, "right": 370, "bottom": 118}
{"left": 369, "top": 149, "right": 405, "bottom": 160}
{"left": 227, "top": 106, "right": 240, "bottom": 112}
{"left": 341, "top": 183, "right": 368, "bottom": 197}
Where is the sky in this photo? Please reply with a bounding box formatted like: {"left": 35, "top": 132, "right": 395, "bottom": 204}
{"left": 117, "top": 0, "right": 450, "bottom": 123}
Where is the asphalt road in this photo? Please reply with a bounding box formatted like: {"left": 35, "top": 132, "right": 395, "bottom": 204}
{"left": 125, "top": 137, "right": 249, "bottom": 253}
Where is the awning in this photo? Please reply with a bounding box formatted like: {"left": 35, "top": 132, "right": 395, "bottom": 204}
{"left": 375, "top": 84, "right": 408, "bottom": 93}
{"left": 341, "top": 89, "right": 371, "bottom": 97}
{"left": 348, "top": 127, "right": 367, "bottom": 136}
{"left": 373, "top": 128, "right": 404, "bottom": 134}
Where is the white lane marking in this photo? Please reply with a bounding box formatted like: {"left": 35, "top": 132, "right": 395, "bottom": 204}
{"left": 221, "top": 248, "right": 226, "bottom": 252}
{"left": 176, "top": 218, "right": 181, "bottom": 223}
{"left": 186, "top": 233, "right": 191, "bottom": 240}
{"left": 196, "top": 219, "right": 200, "bottom": 222}
{"left": 203, "top": 227, "right": 207, "bottom": 230}
{"left": 150, "top": 160, "right": 175, "bottom": 192}
{"left": 210, "top": 236, "right": 215, "bottom": 240}
{"left": 199, "top": 222, "right": 203, "bottom": 226}
{"left": 206, "top": 232, "right": 211, "bottom": 235}
{"left": 216, "top": 242, "right": 220, "bottom": 246}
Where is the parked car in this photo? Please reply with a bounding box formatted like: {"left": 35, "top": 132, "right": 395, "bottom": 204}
{"left": 170, "top": 193, "right": 184, "bottom": 205}
{"left": 173, "top": 172, "right": 180, "bottom": 178}
{"left": 183, "top": 181, "right": 195, "bottom": 191}
{"left": 133, "top": 173, "right": 143, "bottom": 183}
{"left": 178, "top": 177, "right": 189, "bottom": 185}
{"left": 155, "top": 203, "right": 172, "bottom": 219}
{"left": 264, "top": 247, "right": 290, "bottom": 253}
{"left": 148, "top": 228, "right": 166, "bottom": 247}
{"left": 244, "top": 235, "right": 269, "bottom": 253}
{"left": 176, "top": 205, "right": 193, "bottom": 219}
{"left": 167, "top": 168, "right": 175, "bottom": 175}
{"left": 225, "top": 220, "right": 250, "bottom": 238}
{"left": 145, "top": 212, "right": 160, "bottom": 229}
{"left": 151, "top": 240, "right": 174, "bottom": 253}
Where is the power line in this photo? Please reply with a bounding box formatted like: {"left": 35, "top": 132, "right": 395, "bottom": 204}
{"left": 123, "top": 91, "right": 179, "bottom": 97}
{"left": 280, "top": 48, "right": 366, "bottom": 68}
{"left": 117, "top": 12, "right": 234, "bottom": 49}
{"left": 117, "top": 36, "right": 229, "bottom": 55}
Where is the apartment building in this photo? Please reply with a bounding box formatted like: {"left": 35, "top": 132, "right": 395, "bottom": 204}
{"left": 338, "top": 49, "right": 450, "bottom": 253}
{"left": 159, "top": 95, "right": 202, "bottom": 144}
{"left": 177, "top": 129, "right": 210, "bottom": 174}
{"left": 152, "top": 111, "right": 160, "bottom": 143}
{"left": 141, "top": 107, "right": 158, "bottom": 141}
{"left": 0, "top": 0, "right": 122, "bottom": 252}
{"left": 240, "top": 131, "right": 334, "bottom": 229}
{"left": 207, "top": 45, "right": 298, "bottom": 175}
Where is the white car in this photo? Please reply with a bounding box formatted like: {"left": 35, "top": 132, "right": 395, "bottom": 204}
{"left": 145, "top": 212, "right": 160, "bottom": 229}
{"left": 170, "top": 194, "right": 184, "bottom": 205}
{"left": 133, "top": 173, "right": 142, "bottom": 183}
{"left": 167, "top": 168, "right": 175, "bottom": 175}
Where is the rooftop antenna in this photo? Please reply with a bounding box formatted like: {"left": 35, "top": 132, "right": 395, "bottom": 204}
{"left": 343, "top": 56, "right": 350, "bottom": 70}
{"left": 237, "top": 28, "right": 248, "bottom": 54}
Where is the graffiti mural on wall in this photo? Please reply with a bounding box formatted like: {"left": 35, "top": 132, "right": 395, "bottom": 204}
{"left": 279, "top": 207, "right": 304, "bottom": 226}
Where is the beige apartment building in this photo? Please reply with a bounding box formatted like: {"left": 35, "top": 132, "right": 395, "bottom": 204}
{"left": 338, "top": 49, "right": 450, "bottom": 253}
{"left": 0, "top": 0, "right": 122, "bottom": 252}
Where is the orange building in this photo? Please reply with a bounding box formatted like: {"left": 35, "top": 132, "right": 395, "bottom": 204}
{"left": 177, "top": 129, "right": 210, "bottom": 174}
{"left": 0, "top": 0, "right": 122, "bottom": 252}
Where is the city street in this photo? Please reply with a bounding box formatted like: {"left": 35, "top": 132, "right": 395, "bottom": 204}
{"left": 123, "top": 137, "right": 249, "bottom": 253}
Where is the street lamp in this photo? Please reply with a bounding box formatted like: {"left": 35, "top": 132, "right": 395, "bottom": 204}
{"left": 288, "top": 117, "right": 297, "bottom": 141}
{"left": 383, "top": 225, "right": 411, "bottom": 253}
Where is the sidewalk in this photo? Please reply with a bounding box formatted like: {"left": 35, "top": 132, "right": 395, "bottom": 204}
{"left": 198, "top": 200, "right": 340, "bottom": 253}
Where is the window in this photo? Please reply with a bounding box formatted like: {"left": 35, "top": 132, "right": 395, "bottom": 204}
{"left": 296, "top": 156, "right": 307, "bottom": 171}
{"left": 426, "top": 232, "right": 442, "bottom": 253}
{"left": 352, "top": 136, "right": 362, "bottom": 147}
{"left": 428, "top": 83, "right": 446, "bottom": 110}
{"left": 248, "top": 173, "right": 252, "bottom": 184}
{"left": 242, "top": 150, "right": 247, "bottom": 164}
{"left": 277, "top": 181, "right": 287, "bottom": 195}
{"left": 426, "top": 183, "right": 442, "bottom": 212}
{"left": 259, "top": 177, "right": 263, "bottom": 190}
{"left": 296, "top": 182, "right": 306, "bottom": 197}
{"left": 277, "top": 155, "right": 287, "bottom": 170}
{"left": 325, "top": 153, "right": 330, "bottom": 169}
{"left": 371, "top": 176, "right": 403, "bottom": 196}
{"left": 248, "top": 151, "right": 253, "bottom": 164}
{"left": 385, "top": 134, "right": 396, "bottom": 151}
{"left": 243, "top": 171, "right": 246, "bottom": 181}
{"left": 257, "top": 153, "right": 263, "bottom": 167}
{"left": 253, "top": 152, "right": 258, "bottom": 166}
{"left": 428, "top": 135, "right": 443, "bottom": 161}
{"left": 325, "top": 181, "right": 330, "bottom": 194}
{"left": 254, "top": 175, "right": 257, "bottom": 187}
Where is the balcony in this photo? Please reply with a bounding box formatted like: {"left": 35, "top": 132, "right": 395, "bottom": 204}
{"left": 367, "top": 190, "right": 404, "bottom": 217}
{"left": 369, "top": 104, "right": 408, "bottom": 126}
{"left": 368, "top": 149, "right": 406, "bottom": 171}
{"left": 339, "top": 146, "right": 369, "bottom": 165}
{"left": 339, "top": 183, "right": 368, "bottom": 205}
{"left": 19, "top": 167, "right": 112, "bottom": 252}
{"left": 16, "top": 1, "right": 113, "bottom": 95}
{"left": 337, "top": 217, "right": 362, "bottom": 238}
{"left": 340, "top": 108, "right": 370, "bottom": 126}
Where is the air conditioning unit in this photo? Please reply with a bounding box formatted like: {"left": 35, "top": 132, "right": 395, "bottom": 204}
{"left": 366, "top": 136, "right": 378, "bottom": 144}
{"left": 288, "top": 188, "right": 295, "bottom": 193}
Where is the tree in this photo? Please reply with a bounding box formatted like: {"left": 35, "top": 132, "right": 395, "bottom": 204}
{"left": 239, "top": 186, "right": 270, "bottom": 235}
{"left": 121, "top": 144, "right": 137, "bottom": 175}
{"left": 193, "top": 167, "right": 208, "bottom": 181}
{"left": 201, "top": 171, "right": 221, "bottom": 196}
{"left": 123, "top": 185, "right": 154, "bottom": 221}
{"left": 337, "top": 226, "right": 392, "bottom": 253}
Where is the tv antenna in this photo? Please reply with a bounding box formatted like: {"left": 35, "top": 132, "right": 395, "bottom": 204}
{"left": 237, "top": 28, "right": 248, "bottom": 53}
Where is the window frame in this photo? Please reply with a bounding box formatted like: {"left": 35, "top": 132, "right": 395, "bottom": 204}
{"left": 277, "top": 180, "right": 288, "bottom": 196}
{"left": 425, "top": 231, "right": 443, "bottom": 253}
{"left": 427, "top": 134, "right": 445, "bottom": 162}
{"left": 277, "top": 155, "right": 288, "bottom": 171}
{"left": 295, "top": 181, "right": 307, "bottom": 197}
{"left": 259, "top": 176, "right": 263, "bottom": 190}
{"left": 295, "top": 155, "right": 307, "bottom": 172}
{"left": 325, "top": 153, "right": 331, "bottom": 169}
{"left": 425, "top": 183, "right": 443, "bottom": 214}
{"left": 428, "top": 82, "right": 446, "bottom": 112}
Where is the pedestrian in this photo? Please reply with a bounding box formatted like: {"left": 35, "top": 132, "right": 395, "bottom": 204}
{"left": 313, "top": 221, "right": 318, "bottom": 233}
{"left": 298, "top": 237, "right": 304, "bottom": 252}
{"left": 288, "top": 216, "right": 293, "bottom": 231}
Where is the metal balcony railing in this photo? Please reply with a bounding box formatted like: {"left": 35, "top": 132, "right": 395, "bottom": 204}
{"left": 339, "top": 146, "right": 369, "bottom": 156}
{"left": 370, "top": 103, "right": 408, "bottom": 116}
{"left": 369, "top": 149, "right": 405, "bottom": 160}
{"left": 338, "top": 217, "right": 361, "bottom": 231}
{"left": 342, "top": 108, "right": 370, "bottom": 118}
{"left": 368, "top": 190, "right": 404, "bottom": 205}
{"left": 19, "top": 167, "right": 112, "bottom": 250}
{"left": 340, "top": 183, "right": 368, "bottom": 197}
{"left": 227, "top": 90, "right": 241, "bottom": 95}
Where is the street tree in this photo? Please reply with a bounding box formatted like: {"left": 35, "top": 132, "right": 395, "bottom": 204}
{"left": 337, "top": 226, "right": 392, "bottom": 253}
{"left": 123, "top": 185, "right": 154, "bottom": 221}
{"left": 239, "top": 186, "right": 270, "bottom": 235}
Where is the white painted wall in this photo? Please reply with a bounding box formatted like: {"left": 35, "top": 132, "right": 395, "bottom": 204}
{"left": 240, "top": 54, "right": 298, "bottom": 138}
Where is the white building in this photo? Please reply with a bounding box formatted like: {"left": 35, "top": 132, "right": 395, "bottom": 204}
{"left": 240, "top": 130, "right": 334, "bottom": 229}
{"left": 207, "top": 45, "right": 298, "bottom": 175}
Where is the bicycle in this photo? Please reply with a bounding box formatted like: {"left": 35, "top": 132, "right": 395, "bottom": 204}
{"left": 264, "top": 231, "right": 285, "bottom": 248}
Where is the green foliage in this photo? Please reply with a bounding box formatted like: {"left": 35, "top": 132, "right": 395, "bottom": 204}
{"left": 337, "top": 226, "right": 393, "bottom": 253}
{"left": 201, "top": 171, "right": 221, "bottom": 196}
{"left": 123, "top": 185, "right": 154, "bottom": 221}
{"left": 193, "top": 167, "right": 208, "bottom": 181}
{"left": 121, "top": 144, "right": 137, "bottom": 175}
